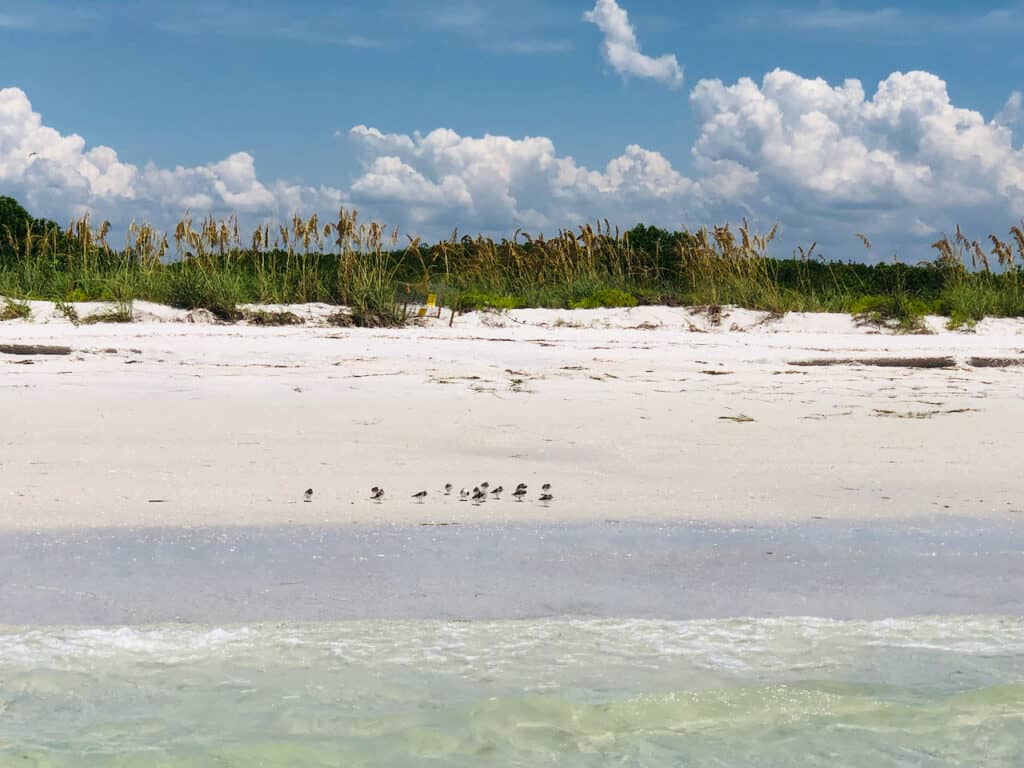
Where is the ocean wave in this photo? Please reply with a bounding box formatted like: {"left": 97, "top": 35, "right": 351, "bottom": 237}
{"left": 1, "top": 615, "right": 1022, "bottom": 668}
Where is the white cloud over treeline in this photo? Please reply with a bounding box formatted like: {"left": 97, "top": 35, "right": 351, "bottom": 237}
{"left": 0, "top": 87, "right": 344, "bottom": 227}
{"left": 1, "top": 66, "right": 1022, "bottom": 258}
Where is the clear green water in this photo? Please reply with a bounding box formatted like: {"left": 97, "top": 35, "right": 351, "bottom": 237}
{"left": 2, "top": 617, "right": 1023, "bottom": 766}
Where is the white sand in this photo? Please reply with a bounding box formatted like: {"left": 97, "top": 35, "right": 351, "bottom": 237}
{"left": 1, "top": 301, "right": 1022, "bottom": 530}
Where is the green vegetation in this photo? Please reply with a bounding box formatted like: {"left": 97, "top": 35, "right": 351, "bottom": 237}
{"left": 80, "top": 301, "right": 134, "bottom": 325}
{"left": 1, "top": 196, "right": 1023, "bottom": 328}
{"left": 243, "top": 309, "right": 305, "bottom": 326}
{"left": 0, "top": 298, "right": 30, "bottom": 321}
{"left": 571, "top": 288, "right": 639, "bottom": 309}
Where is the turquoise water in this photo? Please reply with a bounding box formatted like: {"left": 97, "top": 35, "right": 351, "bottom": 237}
{"left": 2, "top": 617, "right": 1023, "bottom": 766}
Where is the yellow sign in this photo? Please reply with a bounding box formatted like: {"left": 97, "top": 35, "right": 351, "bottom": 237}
{"left": 426, "top": 293, "right": 437, "bottom": 308}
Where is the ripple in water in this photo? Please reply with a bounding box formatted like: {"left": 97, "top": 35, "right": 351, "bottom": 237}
{"left": 1, "top": 617, "right": 1023, "bottom": 766}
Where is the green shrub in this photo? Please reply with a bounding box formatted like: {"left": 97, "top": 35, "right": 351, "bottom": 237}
{"left": 570, "top": 288, "right": 638, "bottom": 309}
{"left": 849, "top": 293, "right": 930, "bottom": 333}
{"left": 54, "top": 300, "right": 80, "bottom": 325}
{"left": 81, "top": 301, "right": 133, "bottom": 324}
{"left": 244, "top": 310, "right": 305, "bottom": 326}
{"left": 454, "top": 291, "right": 524, "bottom": 312}
{"left": 945, "top": 310, "right": 978, "bottom": 331}
{"left": 162, "top": 267, "right": 242, "bottom": 321}
{"left": 0, "top": 298, "right": 30, "bottom": 321}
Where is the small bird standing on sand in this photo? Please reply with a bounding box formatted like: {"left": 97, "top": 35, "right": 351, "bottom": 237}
{"left": 512, "top": 485, "right": 527, "bottom": 502}
{"left": 371, "top": 486, "right": 384, "bottom": 502}
{"left": 472, "top": 487, "right": 486, "bottom": 504}
{"left": 459, "top": 488, "right": 470, "bottom": 502}
{"left": 412, "top": 490, "right": 427, "bottom": 503}
{"left": 539, "top": 493, "right": 553, "bottom": 505}
{"left": 490, "top": 485, "right": 503, "bottom": 498}
{"left": 444, "top": 483, "right": 453, "bottom": 496}
{"left": 480, "top": 482, "right": 490, "bottom": 493}
{"left": 541, "top": 483, "right": 551, "bottom": 492}
{"left": 304, "top": 488, "right": 314, "bottom": 503}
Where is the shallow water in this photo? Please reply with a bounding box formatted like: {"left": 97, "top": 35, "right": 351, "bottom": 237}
{"left": 4, "top": 518, "right": 1024, "bottom": 623}
{"left": 2, "top": 617, "right": 1023, "bottom": 766}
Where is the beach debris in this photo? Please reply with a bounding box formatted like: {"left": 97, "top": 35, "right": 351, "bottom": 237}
{"left": 719, "top": 415, "right": 756, "bottom": 423}
{"left": 789, "top": 356, "right": 955, "bottom": 369}
{"left": 697, "top": 304, "right": 725, "bottom": 327}
{"left": 412, "top": 490, "right": 427, "bottom": 503}
{"left": 371, "top": 486, "right": 384, "bottom": 502}
{"left": 304, "top": 488, "right": 314, "bottom": 503}
{"left": 0, "top": 344, "right": 72, "bottom": 356}
{"left": 968, "top": 357, "right": 1024, "bottom": 368}
{"left": 872, "top": 407, "right": 979, "bottom": 420}
{"left": 183, "top": 308, "right": 218, "bottom": 324}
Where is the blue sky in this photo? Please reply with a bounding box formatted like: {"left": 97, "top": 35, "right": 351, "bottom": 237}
{"left": 1, "top": 0, "right": 1022, "bottom": 260}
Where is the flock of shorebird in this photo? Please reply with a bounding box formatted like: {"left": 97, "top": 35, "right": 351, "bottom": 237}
{"left": 301, "top": 482, "right": 553, "bottom": 505}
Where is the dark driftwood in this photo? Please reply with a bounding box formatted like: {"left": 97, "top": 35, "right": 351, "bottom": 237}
{"left": 0, "top": 344, "right": 73, "bottom": 356}
{"left": 968, "top": 357, "right": 1024, "bottom": 368}
{"left": 789, "top": 356, "right": 956, "bottom": 369}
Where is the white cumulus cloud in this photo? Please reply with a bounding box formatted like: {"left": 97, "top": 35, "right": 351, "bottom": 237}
{"left": 346, "top": 124, "right": 704, "bottom": 232}
{"left": 0, "top": 86, "right": 344, "bottom": 229}
{"left": 996, "top": 91, "right": 1023, "bottom": 130}
{"left": 583, "top": 0, "right": 684, "bottom": 89}
{"left": 2, "top": 69, "right": 1023, "bottom": 260}
{"left": 688, "top": 69, "right": 1024, "bottom": 249}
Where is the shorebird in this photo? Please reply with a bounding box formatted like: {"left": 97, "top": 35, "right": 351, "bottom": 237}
{"left": 539, "top": 493, "right": 553, "bottom": 505}
{"left": 512, "top": 486, "right": 527, "bottom": 502}
{"left": 304, "top": 488, "right": 314, "bottom": 503}
{"left": 472, "top": 487, "right": 486, "bottom": 504}
{"left": 480, "top": 482, "right": 490, "bottom": 493}
{"left": 459, "top": 488, "right": 470, "bottom": 502}
{"left": 541, "top": 483, "right": 551, "bottom": 492}
{"left": 371, "top": 486, "right": 384, "bottom": 501}
{"left": 490, "top": 485, "right": 503, "bottom": 498}
{"left": 412, "top": 490, "right": 427, "bottom": 503}
{"left": 443, "top": 483, "right": 453, "bottom": 496}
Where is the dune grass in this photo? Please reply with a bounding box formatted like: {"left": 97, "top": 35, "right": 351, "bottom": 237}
{"left": 1, "top": 197, "right": 1023, "bottom": 328}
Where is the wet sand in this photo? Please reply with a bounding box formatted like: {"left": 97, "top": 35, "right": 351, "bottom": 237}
{"left": 2, "top": 517, "right": 1023, "bottom": 625}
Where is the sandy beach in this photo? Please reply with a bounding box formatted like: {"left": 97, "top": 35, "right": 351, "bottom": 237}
{"left": 1, "top": 302, "right": 1022, "bottom": 531}
{"left": 4, "top": 303, "right": 1024, "bottom": 765}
